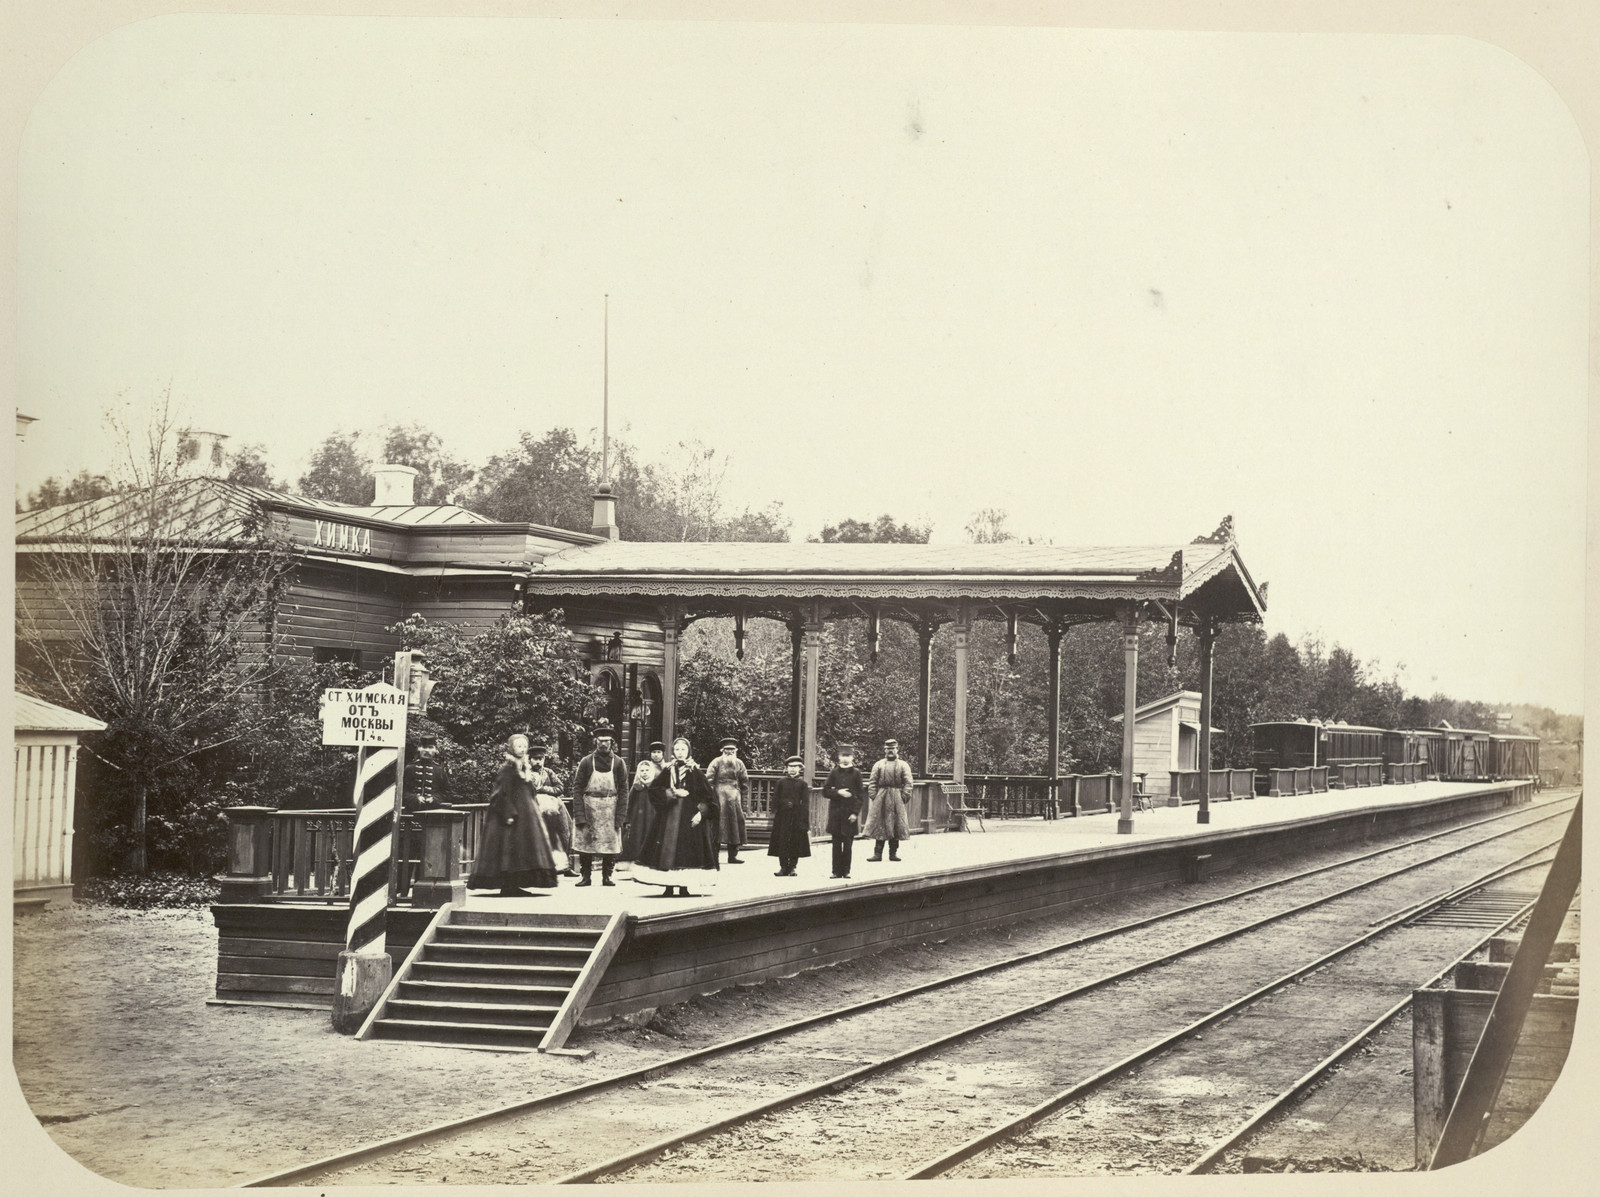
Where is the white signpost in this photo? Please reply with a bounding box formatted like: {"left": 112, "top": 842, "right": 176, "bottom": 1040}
{"left": 320, "top": 684, "right": 408, "bottom": 748}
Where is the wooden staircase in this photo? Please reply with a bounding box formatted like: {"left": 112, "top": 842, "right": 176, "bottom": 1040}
{"left": 357, "top": 908, "right": 626, "bottom": 1052}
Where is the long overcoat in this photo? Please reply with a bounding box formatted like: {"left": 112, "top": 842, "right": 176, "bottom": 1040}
{"left": 637, "top": 759, "right": 720, "bottom": 874}
{"left": 705, "top": 755, "right": 750, "bottom": 849}
{"left": 621, "top": 758, "right": 662, "bottom": 862}
{"left": 766, "top": 775, "right": 813, "bottom": 860}
{"left": 467, "top": 759, "right": 560, "bottom": 891}
{"left": 862, "top": 757, "right": 914, "bottom": 841}
{"left": 823, "top": 765, "right": 867, "bottom": 839}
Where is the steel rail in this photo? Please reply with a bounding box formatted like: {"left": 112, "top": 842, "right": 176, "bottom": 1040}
{"left": 239, "top": 793, "right": 1569, "bottom": 1188}
{"left": 1183, "top": 855, "right": 1557, "bottom": 1174}
{"left": 901, "top": 840, "right": 1562, "bottom": 1180}
{"left": 550, "top": 825, "right": 1564, "bottom": 1183}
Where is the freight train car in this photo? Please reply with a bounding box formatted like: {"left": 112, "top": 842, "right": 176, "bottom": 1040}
{"left": 1251, "top": 720, "right": 1385, "bottom": 790}
{"left": 1487, "top": 733, "right": 1541, "bottom": 781}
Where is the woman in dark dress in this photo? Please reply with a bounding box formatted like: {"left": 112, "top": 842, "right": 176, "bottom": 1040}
{"left": 635, "top": 737, "right": 720, "bottom": 897}
{"left": 768, "top": 754, "right": 813, "bottom": 877}
{"left": 467, "top": 733, "right": 560, "bottom": 896}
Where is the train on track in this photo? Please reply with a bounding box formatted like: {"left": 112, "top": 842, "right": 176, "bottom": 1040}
{"left": 1251, "top": 720, "right": 1539, "bottom": 793}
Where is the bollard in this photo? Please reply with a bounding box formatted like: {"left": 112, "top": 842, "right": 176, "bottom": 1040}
{"left": 219, "top": 807, "right": 275, "bottom": 903}
{"left": 410, "top": 809, "right": 467, "bottom": 908}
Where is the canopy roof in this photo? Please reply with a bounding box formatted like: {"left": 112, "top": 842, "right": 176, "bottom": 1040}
{"left": 14, "top": 692, "right": 107, "bottom": 734}
{"left": 530, "top": 521, "right": 1266, "bottom": 622}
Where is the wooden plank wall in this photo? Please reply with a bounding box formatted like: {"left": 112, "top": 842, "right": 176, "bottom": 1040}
{"left": 274, "top": 565, "right": 405, "bottom": 661}
{"left": 406, "top": 577, "right": 518, "bottom": 629}
{"left": 550, "top": 599, "right": 667, "bottom": 668}
{"left": 581, "top": 785, "right": 1525, "bottom": 1021}
{"left": 13, "top": 738, "right": 76, "bottom": 891}
{"left": 211, "top": 905, "right": 435, "bottom": 1006}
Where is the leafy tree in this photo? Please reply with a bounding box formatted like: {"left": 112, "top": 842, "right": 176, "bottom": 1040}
{"left": 383, "top": 423, "right": 475, "bottom": 506}
{"left": 19, "top": 469, "right": 114, "bottom": 513}
{"left": 389, "top": 611, "right": 593, "bottom": 798}
{"left": 965, "top": 507, "right": 1014, "bottom": 544}
{"left": 814, "top": 514, "right": 931, "bottom": 544}
{"left": 298, "top": 431, "right": 374, "bottom": 504}
{"left": 16, "top": 397, "right": 297, "bottom": 873}
{"left": 226, "top": 442, "right": 283, "bottom": 490}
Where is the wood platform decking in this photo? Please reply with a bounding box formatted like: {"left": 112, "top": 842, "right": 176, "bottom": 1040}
{"left": 211, "top": 780, "right": 1540, "bottom": 1020}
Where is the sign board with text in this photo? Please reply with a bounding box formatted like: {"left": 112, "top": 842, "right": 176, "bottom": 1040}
{"left": 320, "top": 683, "right": 408, "bottom": 748}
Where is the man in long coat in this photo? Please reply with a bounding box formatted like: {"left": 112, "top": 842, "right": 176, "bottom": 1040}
{"left": 823, "top": 745, "right": 867, "bottom": 879}
{"left": 705, "top": 737, "right": 751, "bottom": 864}
{"left": 767, "top": 754, "right": 812, "bottom": 877}
{"left": 569, "top": 723, "right": 630, "bottom": 887}
{"left": 637, "top": 737, "right": 720, "bottom": 896}
{"left": 863, "top": 738, "right": 914, "bottom": 862}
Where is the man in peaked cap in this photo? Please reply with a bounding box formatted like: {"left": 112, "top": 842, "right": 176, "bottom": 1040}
{"left": 767, "top": 753, "right": 812, "bottom": 877}
{"left": 863, "top": 738, "right": 914, "bottom": 862}
{"left": 705, "top": 737, "right": 751, "bottom": 864}
{"left": 823, "top": 745, "right": 867, "bottom": 879}
{"left": 569, "top": 723, "right": 630, "bottom": 886}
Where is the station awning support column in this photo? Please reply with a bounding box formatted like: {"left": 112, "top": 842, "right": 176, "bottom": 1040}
{"left": 788, "top": 616, "right": 804, "bottom": 756}
{"left": 952, "top": 603, "right": 972, "bottom": 786}
{"left": 1046, "top": 620, "right": 1064, "bottom": 813}
{"left": 916, "top": 620, "right": 936, "bottom": 776}
{"left": 1118, "top": 603, "right": 1139, "bottom": 834}
{"left": 660, "top": 602, "right": 680, "bottom": 746}
{"left": 801, "top": 607, "right": 824, "bottom": 785}
{"left": 1197, "top": 618, "right": 1216, "bottom": 826}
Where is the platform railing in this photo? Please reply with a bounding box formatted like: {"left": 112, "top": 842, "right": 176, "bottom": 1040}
{"left": 1384, "top": 761, "right": 1427, "bottom": 785}
{"left": 1259, "top": 766, "right": 1330, "bottom": 797}
{"left": 1168, "top": 768, "right": 1256, "bottom": 805}
{"left": 219, "top": 803, "right": 489, "bottom": 904}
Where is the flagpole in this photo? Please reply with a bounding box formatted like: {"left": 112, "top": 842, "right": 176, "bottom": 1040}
{"left": 602, "top": 294, "right": 610, "bottom": 486}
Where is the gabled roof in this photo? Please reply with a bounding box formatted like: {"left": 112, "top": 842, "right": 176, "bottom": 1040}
{"left": 14, "top": 692, "right": 106, "bottom": 733}
{"left": 1111, "top": 690, "right": 1202, "bottom": 722}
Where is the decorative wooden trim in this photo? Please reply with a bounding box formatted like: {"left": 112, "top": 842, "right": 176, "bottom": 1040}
{"left": 354, "top": 903, "right": 455, "bottom": 1041}
{"left": 539, "top": 911, "right": 629, "bottom": 1053}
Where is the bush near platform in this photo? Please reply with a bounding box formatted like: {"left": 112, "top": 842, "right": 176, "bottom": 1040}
{"left": 77, "top": 871, "right": 221, "bottom": 909}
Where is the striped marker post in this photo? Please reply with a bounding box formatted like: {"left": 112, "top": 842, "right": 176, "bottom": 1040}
{"left": 331, "top": 746, "right": 401, "bottom": 1031}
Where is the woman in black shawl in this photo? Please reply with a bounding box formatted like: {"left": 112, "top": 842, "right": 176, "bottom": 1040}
{"left": 467, "top": 733, "right": 560, "bottom": 895}
{"left": 635, "top": 737, "right": 719, "bottom": 897}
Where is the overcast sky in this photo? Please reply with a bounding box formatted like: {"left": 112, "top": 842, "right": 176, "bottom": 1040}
{"left": 13, "top": 17, "right": 1588, "bottom": 712}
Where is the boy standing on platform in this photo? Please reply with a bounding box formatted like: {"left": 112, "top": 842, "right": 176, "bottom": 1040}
{"left": 824, "top": 746, "right": 867, "bottom": 879}
{"left": 570, "top": 724, "right": 630, "bottom": 887}
{"left": 768, "top": 754, "right": 812, "bottom": 877}
{"left": 864, "top": 738, "right": 914, "bottom": 862}
{"left": 706, "top": 738, "right": 750, "bottom": 864}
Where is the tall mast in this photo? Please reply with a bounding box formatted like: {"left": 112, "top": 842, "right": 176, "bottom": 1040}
{"left": 602, "top": 294, "right": 610, "bottom": 486}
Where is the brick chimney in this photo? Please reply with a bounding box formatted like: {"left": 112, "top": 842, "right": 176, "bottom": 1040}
{"left": 591, "top": 482, "right": 620, "bottom": 540}
{"left": 373, "top": 464, "right": 419, "bottom": 506}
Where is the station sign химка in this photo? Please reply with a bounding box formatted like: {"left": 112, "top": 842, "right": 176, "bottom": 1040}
{"left": 320, "top": 683, "right": 408, "bottom": 747}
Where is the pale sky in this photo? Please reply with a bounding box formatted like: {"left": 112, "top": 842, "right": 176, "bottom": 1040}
{"left": 13, "top": 17, "right": 1589, "bottom": 712}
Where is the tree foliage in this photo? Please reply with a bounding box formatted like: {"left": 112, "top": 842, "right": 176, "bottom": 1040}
{"left": 19, "top": 469, "right": 115, "bottom": 514}
{"left": 814, "top": 514, "right": 932, "bottom": 544}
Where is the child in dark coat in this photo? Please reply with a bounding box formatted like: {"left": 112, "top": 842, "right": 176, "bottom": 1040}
{"left": 823, "top": 746, "right": 867, "bottom": 879}
{"left": 767, "top": 755, "right": 812, "bottom": 877}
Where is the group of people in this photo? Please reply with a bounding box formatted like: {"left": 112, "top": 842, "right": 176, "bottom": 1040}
{"left": 466, "top": 726, "right": 921, "bottom": 899}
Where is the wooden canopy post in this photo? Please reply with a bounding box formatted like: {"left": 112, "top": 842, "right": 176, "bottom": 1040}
{"left": 916, "top": 620, "right": 936, "bottom": 776}
{"left": 952, "top": 603, "right": 972, "bottom": 786}
{"left": 660, "top": 602, "right": 680, "bottom": 745}
{"left": 788, "top": 616, "right": 804, "bottom": 755}
{"left": 801, "top": 608, "right": 824, "bottom": 785}
{"left": 1118, "top": 604, "right": 1139, "bottom": 834}
{"left": 1196, "top": 618, "right": 1216, "bottom": 826}
{"left": 1046, "top": 620, "right": 1064, "bottom": 815}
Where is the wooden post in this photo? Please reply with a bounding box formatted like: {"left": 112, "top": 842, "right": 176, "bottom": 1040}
{"left": 1196, "top": 619, "right": 1216, "bottom": 826}
{"left": 1413, "top": 986, "right": 1449, "bottom": 1168}
{"left": 660, "top": 602, "right": 680, "bottom": 745}
{"left": 788, "top": 616, "right": 805, "bottom": 756}
{"left": 916, "top": 620, "right": 936, "bottom": 776}
{"left": 409, "top": 809, "right": 467, "bottom": 908}
{"left": 219, "top": 807, "right": 275, "bottom": 903}
{"left": 1118, "top": 604, "right": 1139, "bottom": 834}
{"left": 952, "top": 604, "right": 972, "bottom": 786}
{"left": 1046, "top": 621, "right": 1064, "bottom": 817}
{"left": 801, "top": 610, "right": 823, "bottom": 785}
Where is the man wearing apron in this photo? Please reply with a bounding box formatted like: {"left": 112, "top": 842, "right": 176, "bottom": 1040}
{"left": 705, "top": 737, "right": 750, "bottom": 864}
{"left": 569, "top": 723, "right": 630, "bottom": 887}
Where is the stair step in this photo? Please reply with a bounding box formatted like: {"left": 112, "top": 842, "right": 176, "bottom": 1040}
{"left": 397, "top": 980, "right": 572, "bottom": 1004}
{"left": 427, "top": 943, "right": 594, "bottom": 966}
{"left": 385, "top": 999, "right": 558, "bottom": 1028}
{"left": 435, "top": 926, "right": 602, "bottom": 949}
{"left": 411, "top": 961, "right": 582, "bottom": 986}
{"left": 369, "top": 1019, "right": 544, "bottom": 1050}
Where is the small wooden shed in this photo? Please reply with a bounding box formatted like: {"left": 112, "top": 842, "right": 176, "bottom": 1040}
{"left": 14, "top": 692, "right": 105, "bottom": 910}
{"left": 1114, "top": 690, "right": 1214, "bottom": 790}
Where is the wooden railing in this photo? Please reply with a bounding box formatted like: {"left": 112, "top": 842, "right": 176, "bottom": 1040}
{"left": 1329, "top": 762, "right": 1384, "bottom": 789}
{"left": 219, "top": 804, "right": 489, "bottom": 905}
{"left": 1168, "top": 769, "right": 1256, "bottom": 805}
{"left": 1384, "top": 761, "right": 1428, "bottom": 785}
{"left": 1257, "top": 766, "right": 1330, "bottom": 797}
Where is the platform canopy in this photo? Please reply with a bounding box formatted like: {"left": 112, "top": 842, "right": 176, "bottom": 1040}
{"left": 528, "top": 517, "right": 1266, "bottom": 627}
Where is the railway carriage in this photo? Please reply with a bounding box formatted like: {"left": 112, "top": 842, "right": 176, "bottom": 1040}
{"left": 1251, "top": 720, "right": 1385, "bottom": 790}
{"left": 1487, "top": 733, "right": 1540, "bottom": 781}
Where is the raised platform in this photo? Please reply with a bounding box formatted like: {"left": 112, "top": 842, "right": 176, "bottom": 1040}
{"left": 211, "top": 780, "right": 1540, "bottom": 1019}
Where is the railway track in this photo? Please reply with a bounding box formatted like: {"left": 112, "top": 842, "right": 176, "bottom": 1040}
{"left": 242, "top": 793, "right": 1574, "bottom": 1187}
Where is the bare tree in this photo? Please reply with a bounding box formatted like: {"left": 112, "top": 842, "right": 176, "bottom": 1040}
{"left": 16, "top": 394, "right": 296, "bottom": 872}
